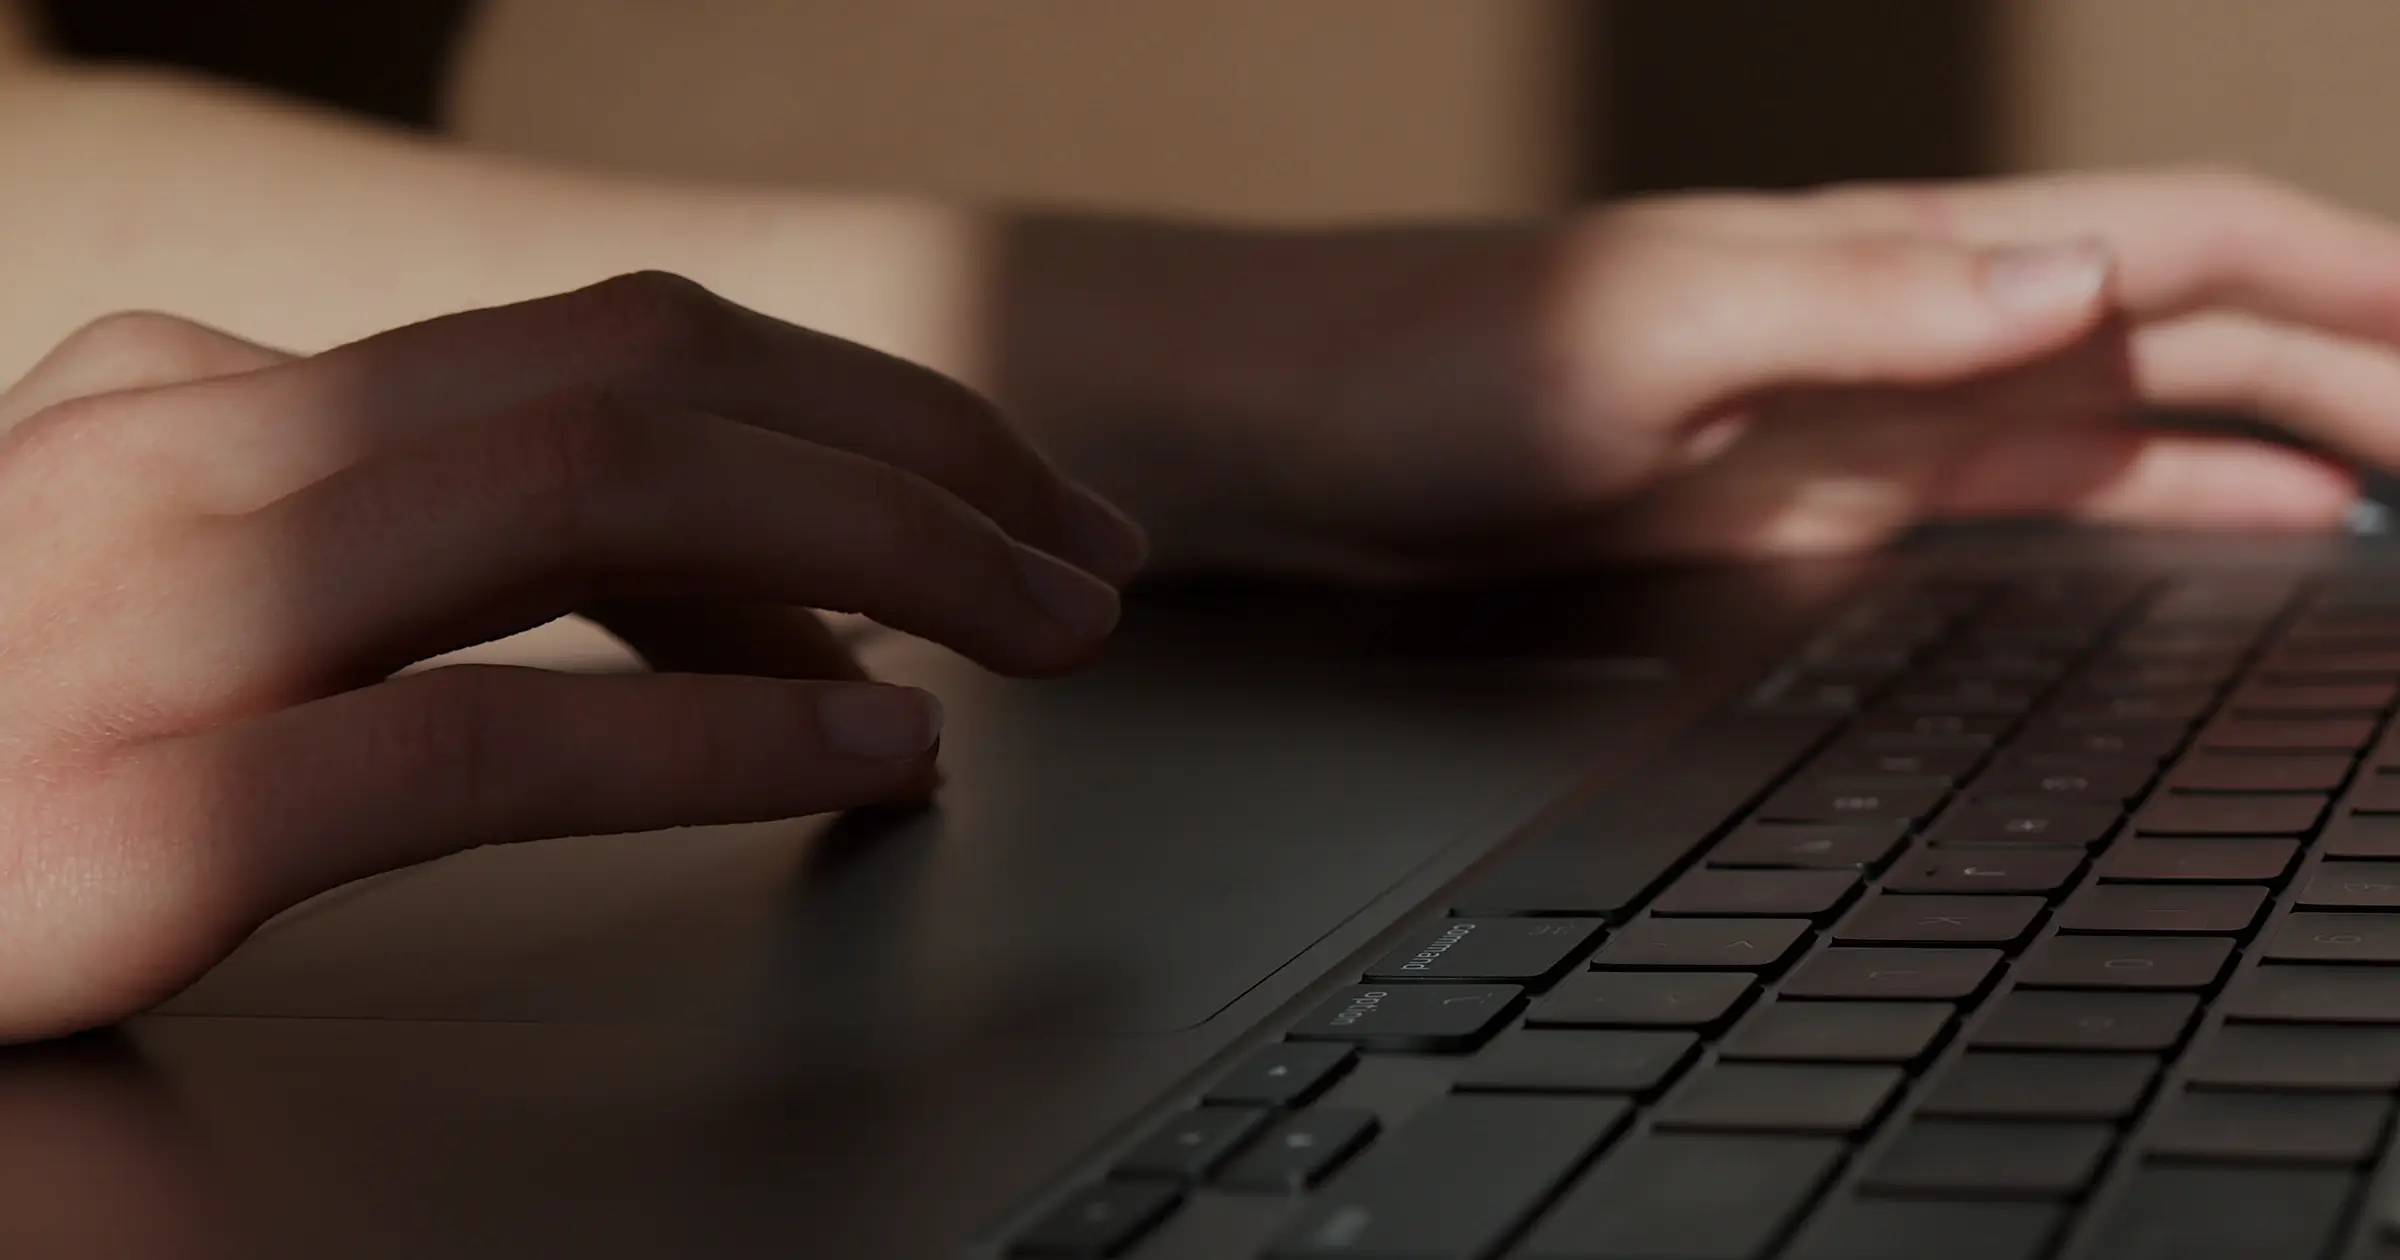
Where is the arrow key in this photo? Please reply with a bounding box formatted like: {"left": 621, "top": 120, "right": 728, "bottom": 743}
{"left": 1217, "top": 1108, "right": 1380, "bottom": 1193}
{"left": 1204, "top": 1043, "right": 1355, "bottom": 1108}
{"left": 1591, "top": 917, "right": 1810, "bottom": 970}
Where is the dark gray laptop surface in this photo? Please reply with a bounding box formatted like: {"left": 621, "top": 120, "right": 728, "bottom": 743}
{"left": 14, "top": 529, "right": 2400, "bottom": 1260}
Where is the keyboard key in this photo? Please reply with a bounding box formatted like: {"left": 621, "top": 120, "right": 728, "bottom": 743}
{"left": 2146, "top": 1089, "right": 2392, "bottom": 1164}
{"left": 1709, "top": 822, "right": 1907, "bottom": 869}
{"left": 1453, "top": 1029, "right": 1697, "bottom": 1095}
{"left": 1881, "top": 847, "right": 2082, "bottom": 895}
{"left": 1264, "top": 1095, "right": 1628, "bottom": 1260}
{"left": 2352, "top": 773, "right": 2400, "bottom": 812}
{"left": 2081, "top": 662, "right": 2228, "bottom": 693}
{"left": 1656, "top": 1063, "right": 1901, "bottom": 1134}
{"left": 1216, "top": 1108, "right": 1379, "bottom": 1193}
{"left": 1811, "top": 745, "right": 1985, "bottom": 780}
{"left": 1010, "top": 1182, "right": 1180, "bottom": 1258}
{"left": 1289, "top": 985, "right": 1520, "bottom": 1051}
{"left": 2262, "top": 650, "right": 2400, "bottom": 680}
{"left": 2016, "top": 724, "right": 2183, "bottom": 761}
{"left": 2081, "top": 1166, "right": 2355, "bottom": 1260}
{"left": 1835, "top": 893, "right": 2043, "bottom": 945}
{"left": 2168, "top": 753, "right": 2352, "bottom": 794}
{"left": 2230, "top": 682, "right": 2395, "bottom": 715}
{"left": 1784, "top": 1199, "right": 2064, "bottom": 1260}
{"left": 1857, "top": 713, "right": 2012, "bottom": 742}
{"left": 1859, "top": 1119, "right": 2114, "bottom": 1198}
{"left": 1528, "top": 972, "right": 1754, "bottom": 1029}
{"left": 1362, "top": 918, "right": 1601, "bottom": 983}
{"left": 1759, "top": 783, "right": 1948, "bottom": 825}
{"left": 1919, "top": 1051, "right": 2156, "bottom": 1120}
{"left": 2184, "top": 1023, "right": 2400, "bottom": 1091}
{"left": 2201, "top": 718, "right": 2376, "bottom": 751}
{"left": 1206, "top": 1043, "right": 1356, "bottom": 1109}
{"left": 1520, "top": 1133, "right": 1841, "bottom": 1260}
{"left": 1891, "top": 681, "right": 2040, "bottom": 713}
{"left": 2222, "top": 965, "right": 2400, "bottom": 1023}
{"left": 2095, "top": 837, "right": 2297, "bottom": 883}
{"left": 2055, "top": 885, "right": 2266, "bottom": 935}
{"left": 1970, "top": 762, "right": 2151, "bottom": 805}
{"left": 1779, "top": 947, "right": 2000, "bottom": 1000}
{"left": 1925, "top": 800, "right": 2120, "bottom": 847}
{"left": 2134, "top": 792, "right": 2327, "bottom": 836}
{"left": 1591, "top": 917, "right": 1809, "bottom": 970}
{"left": 2267, "top": 912, "right": 2400, "bottom": 963}
{"left": 2294, "top": 861, "right": 2400, "bottom": 908}
{"left": 2319, "top": 812, "right": 2400, "bottom": 857}
{"left": 1452, "top": 715, "right": 1836, "bottom": 917}
{"left": 2016, "top": 935, "right": 2234, "bottom": 990}
{"left": 1650, "top": 868, "right": 1858, "bottom": 918}
{"left": 1720, "top": 999, "right": 1951, "bottom": 1063}
{"left": 1116, "top": 1106, "right": 1271, "bottom": 1180}
{"left": 2049, "top": 691, "right": 2214, "bottom": 724}
{"left": 1971, "top": 991, "right": 2197, "bottom": 1051}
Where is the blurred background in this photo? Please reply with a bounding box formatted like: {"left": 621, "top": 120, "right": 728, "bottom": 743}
{"left": 43, "top": 0, "right": 2400, "bottom": 222}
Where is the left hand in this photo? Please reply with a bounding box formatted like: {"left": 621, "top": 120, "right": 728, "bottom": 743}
{"left": 1072, "top": 169, "right": 2400, "bottom": 578}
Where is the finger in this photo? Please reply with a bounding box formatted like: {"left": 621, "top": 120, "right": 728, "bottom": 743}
{"left": 1650, "top": 172, "right": 2400, "bottom": 351}
{"left": 1931, "top": 171, "right": 2400, "bottom": 343}
{"left": 587, "top": 599, "right": 868, "bottom": 681}
{"left": 151, "top": 273, "right": 1146, "bottom": 582}
{"left": 0, "top": 312, "right": 289, "bottom": 431}
{"left": 1571, "top": 232, "right": 2113, "bottom": 442}
{"left": 217, "top": 394, "right": 1119, "bottom": 686}
{"left": 2130, "top": 312, "right": 2400, "bottom": 468}
{"left": 1585, "top": 388, "right": 2350, "bottom": 561}
{"left": 166, "top": 665, "right": 944, "bottom": 912}
{"left": 1938, "top": 427, "right": 2358, "bottom": 528}
{"left": 1737, "top": 172, "right": 2400, "bottom": 348}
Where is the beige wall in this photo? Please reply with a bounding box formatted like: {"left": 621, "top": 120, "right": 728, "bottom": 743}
{"left": 453, "top": 1, "right": 2400, "bottom": 223}
{"left": 452, "top": 0, "right": 1578, "bottom": 222}
{"left": 2003, "top": 0, "right": 2400, "bottom": 215}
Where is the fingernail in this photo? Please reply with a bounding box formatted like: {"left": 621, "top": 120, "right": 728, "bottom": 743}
{"left": 1677, "top": 413, "right": 1752, "bottom": 468}
{"left": 1018, "top": 544, "right": 1122, "bottom": 638}
{"left": 1982, "top": 239, "right": 2112, "bottom": 317}
{"left": 1063, "top": 488, "right": 1151, "bottom": 585}
{"left": 818, "top": 685, "right": 944, "bottom": 759}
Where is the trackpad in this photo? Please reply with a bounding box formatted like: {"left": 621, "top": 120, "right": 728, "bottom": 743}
{"left": 163, "top": 639, "right": 1677, "bottom": 1033}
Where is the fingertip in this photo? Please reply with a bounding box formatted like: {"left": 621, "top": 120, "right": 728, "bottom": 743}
{"left": 1062, "top": 487, "right": 1151, "bottom": 586}
{"left": 1016, "top": 543, "right": 1123, "bottom": 641}
{"left": 816, "top": 684, "right": 944, "bottom": 761}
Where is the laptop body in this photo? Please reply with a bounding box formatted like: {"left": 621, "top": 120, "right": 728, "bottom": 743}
{"left": 14, "top": 526, "right": 2400, "bottom": 1260}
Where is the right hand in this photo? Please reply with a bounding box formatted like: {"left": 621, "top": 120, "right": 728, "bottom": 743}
{"left": 0, "top": 272, "right": 1145, "bottom": 1042}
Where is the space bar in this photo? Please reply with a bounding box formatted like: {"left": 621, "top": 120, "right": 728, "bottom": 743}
{"left": 1451, "top": 713, "right": 1835, "bottom": 918}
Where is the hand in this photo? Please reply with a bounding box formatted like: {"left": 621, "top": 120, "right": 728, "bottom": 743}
{"left": 0, "top": 273, "right": 1144, "bottom": 1041}
{"left": 1079, "top": 169, "right": 2395, "bottom": 577}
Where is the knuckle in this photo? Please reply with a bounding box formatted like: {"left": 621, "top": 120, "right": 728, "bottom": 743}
{"left": 567, "top": 271, "right": 738, "bottom": 379}
{"left": 894, "top": 373, "right": 1035, "bottom": 497}
{"left": 49, "top": 310, "right": 223, "bottom": 374}
{"left": 378, "top": 668, "right": 519, "bottom": 826}
{"left": 2, "top": 392, "right": 126, "bottom": 473}
{"left": 853, "top": 459, "right": 1006, "bottom": 574}
{"left": 488, "top": 393, "right": 662, "bottom": 551}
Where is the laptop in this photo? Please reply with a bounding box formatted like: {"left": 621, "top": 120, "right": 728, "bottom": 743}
{"left": 23, "top": 524, "right": 2400, "bottom": 1259}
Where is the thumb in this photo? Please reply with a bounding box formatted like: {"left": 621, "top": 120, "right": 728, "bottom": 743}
{"left": 1586, "top": 233, "right": 2114, "bottom": 431}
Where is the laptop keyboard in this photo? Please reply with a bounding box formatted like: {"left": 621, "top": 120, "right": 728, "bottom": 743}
{"left": 1007, "top": 571, "right": 2400, "bottom": 1260}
